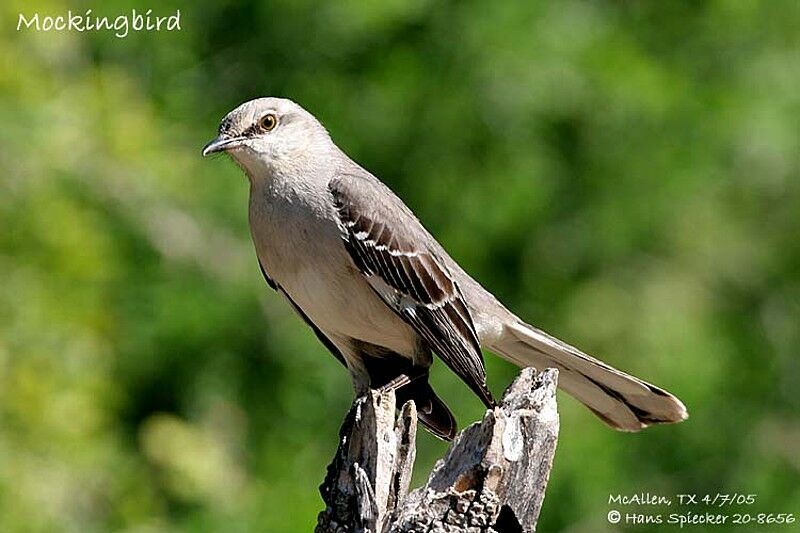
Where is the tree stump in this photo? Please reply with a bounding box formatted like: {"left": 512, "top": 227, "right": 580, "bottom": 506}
{"left": 316, "top": 368, "right": 559, "bottom": 533}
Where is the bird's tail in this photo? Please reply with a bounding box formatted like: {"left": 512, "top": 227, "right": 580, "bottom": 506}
{"left": 488, "top": 320, "right": 688, "bottom": 431}
{"left": 396, "top": 378, "right": 457, "bottom": 441}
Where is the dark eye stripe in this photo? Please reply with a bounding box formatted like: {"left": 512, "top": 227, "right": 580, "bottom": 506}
{"left": 218, "top": 114, "right": 238, "bottom": 136}
{"left": 238, "top": 114, "right": 277, "bottom": 138}
{"left": 241, "top": 124, "right": 260, "bottom": 137}
{"left": 223, "top": 113, "right": 278, "bottom": 138}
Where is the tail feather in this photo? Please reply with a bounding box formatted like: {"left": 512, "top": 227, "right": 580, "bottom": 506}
{"left": 396, "top": 379, "right": 457, "bottom": 441}
{"left": 489, "top": 321, "right": 688, "bottom": 431}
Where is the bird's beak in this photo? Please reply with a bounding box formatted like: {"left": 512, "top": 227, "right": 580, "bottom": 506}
{"left": 202, "top": 135, "right": 246, "bottom": 157}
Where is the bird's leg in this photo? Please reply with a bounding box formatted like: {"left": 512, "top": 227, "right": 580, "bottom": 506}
{"left": 376, "top": 367, "right": 426, "bottom": 393}
{"left": 377, "top": 374, "right": 410, "bottom": 392}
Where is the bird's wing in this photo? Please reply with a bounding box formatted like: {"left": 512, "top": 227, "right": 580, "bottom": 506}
{"left": 329, "top": 173, "right": 494, "bottom": 407}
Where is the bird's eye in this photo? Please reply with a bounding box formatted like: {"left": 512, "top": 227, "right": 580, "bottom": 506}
{"left": 260, "top": 114, "right": 277, "bottom": 131}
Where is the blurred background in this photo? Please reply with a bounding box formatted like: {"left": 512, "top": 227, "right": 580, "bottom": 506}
{"left": 2, "top": 0, "right": 799, "bottom": 531}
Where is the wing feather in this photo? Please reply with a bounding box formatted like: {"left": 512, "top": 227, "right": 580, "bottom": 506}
{"left": 330, "top": 173, "right": 494, "bottom": 407}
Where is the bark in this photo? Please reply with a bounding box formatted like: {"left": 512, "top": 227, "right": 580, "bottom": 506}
{"left": 316, "top": 368, "right": 559, "bottom": 533}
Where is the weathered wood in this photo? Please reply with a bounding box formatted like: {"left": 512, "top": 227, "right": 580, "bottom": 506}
{"left": 316, "top": 391, "right": 413, "bottom": 532}
{"left": 317, "top": 368, "right": 559, "bottom": 533}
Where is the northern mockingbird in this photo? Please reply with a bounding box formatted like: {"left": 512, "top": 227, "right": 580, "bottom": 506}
{"left": 203, "top": 97, "right": 687, "bottom": 439}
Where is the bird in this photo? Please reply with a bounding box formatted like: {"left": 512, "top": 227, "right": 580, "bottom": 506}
{"left": 202, "top": 97, "right": 688, "bottom": 440}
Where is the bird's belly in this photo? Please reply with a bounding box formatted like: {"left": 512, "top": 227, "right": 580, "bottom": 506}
{"left": 283, "top": 261, "right": 418, "bottom": 356}
{"left": 253, "top": 221, "right": 418, "bottom": 357}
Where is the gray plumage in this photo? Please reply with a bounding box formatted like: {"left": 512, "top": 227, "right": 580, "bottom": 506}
{"left": 203, "top": 97, "right": 688, "bottom": 439}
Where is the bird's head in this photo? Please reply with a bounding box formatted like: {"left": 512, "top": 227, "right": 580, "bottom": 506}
{"left": 202, "top": 97, "right": 332, "bottom": 176}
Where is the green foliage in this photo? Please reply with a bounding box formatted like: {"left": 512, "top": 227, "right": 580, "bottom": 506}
{"left": 1, "top": 0, "right": 799, "bottom": 531}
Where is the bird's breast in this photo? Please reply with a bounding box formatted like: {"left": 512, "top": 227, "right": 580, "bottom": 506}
{"left": 247, "top": 184, "right": 418, "bottom": 355}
